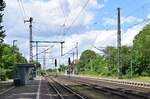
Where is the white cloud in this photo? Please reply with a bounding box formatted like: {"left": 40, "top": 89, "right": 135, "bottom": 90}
{"left": 102, "top": 18, "right": 116, "bottom": 25}
{"left": 3, "top": 0, "right": 103, "bottom": 62}
{"left": 122, "top": 24, "right": 144, "bottom": 45}
{"left": 121, "top": 16, "right": 143, "bottom": 24}
{"left": 61, "top": 25, "right": 143, "bottom": 59}
{"left": 63, "top": 30, "right": 99, "bottom": 53}
{"left": 63, "top": 24, "right": 144, "bottom": 55}
{"left": 3, "top": 0, "right": 146, "bottom": 66}
{"left": 94, "top": 30, "right": 116, "bottom": 47}
{"left": 148, "top": 13, "right": 150, "bottom": 19}
{"left": 103, "top": 16, "right": 143, "bottom": 25}
{"left": 4, "top": 0, "right": 103, "bottom": 39}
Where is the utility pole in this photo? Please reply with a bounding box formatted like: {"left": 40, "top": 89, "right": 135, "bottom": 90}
{"left": 12, "top": 40, "right": 17, "bottom": 78}
{"left": 60, "top": 42, "right": 64, "bottom": 56}
{"left": 131, "top": 56, "right": 133, "bottom": 77}
{"left": 13, "top": 40, "right": 17, "bottom": 62}
{"left": 35, "top": 41, "right": 38, "bottom": 63}
{"left": 130, "top": 49, "right": 133, "bottom": 78}
{"left": 76, "top": 42, "right": 78, "bottom": 60}
{"left": 117, "top": 8, "right": 122, "bottom": 79}
{"left": 24, "top": 17, "right": 33, "bottom": 63}
{"left": 43, "top": 50, "right": 46, "bottom": 70}
{"left": 73, "top": 51, "right": 75, "bottom": 64}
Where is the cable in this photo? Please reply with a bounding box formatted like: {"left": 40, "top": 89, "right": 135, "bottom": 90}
{"left": 33, "top": 45, "right": 54, "bottom": 57}
{"left": 62, "top": 45, "right": 77, "bottom": 56}
{"left": 18, "top": 0, "right": 27, "bottom": 18}
{"left": 58, "top": 0, "right": 66, "bottom": 18}
{"left": 125, "top": 1, "right": 148, "bottom": 17}
{"left": 123, "top": 18, "right": 149, "bottom": 30}
{"left": 17, "top": 0, "right": 25, "bottom": 19}
{"left": 63, "top": 0, "right": 90, "bottom": 35}
{"left": 56, "top": 0, "right": 68, "bottom": 40}
{"left": 17, "top": 0, "right": 28, "bottom": 31}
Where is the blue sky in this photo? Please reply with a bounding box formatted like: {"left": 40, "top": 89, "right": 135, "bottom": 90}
{"left": 3, "top": 0, "right": 150, "bottom": 69}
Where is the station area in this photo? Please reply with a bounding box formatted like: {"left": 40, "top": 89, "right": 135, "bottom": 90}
{"left": 0, "top": 0, "right": 150, "bottom": 99}
{"left": 0, "top": 77, "right": 47, "bottom": 99}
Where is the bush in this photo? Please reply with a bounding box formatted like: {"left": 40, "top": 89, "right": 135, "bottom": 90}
{"left": 0, "top": 67, "right": 7, "bottom": 81}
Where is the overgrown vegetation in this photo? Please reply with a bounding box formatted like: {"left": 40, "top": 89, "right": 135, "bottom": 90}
{"left": 0, "top": 44, "right": 27, "bottom": 80}
{"left": 59, "top": 23, "right": 150, "bottom": 78}
{"left": 0, "top": 0, "right": 27, "bottom": 80}
{"left": 76, "top": 23, "right": 150, "bottom": 78}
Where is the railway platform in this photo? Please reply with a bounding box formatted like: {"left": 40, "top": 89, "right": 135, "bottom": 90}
{"left": 0, "top": 76, "right": 50, "bottom": 99}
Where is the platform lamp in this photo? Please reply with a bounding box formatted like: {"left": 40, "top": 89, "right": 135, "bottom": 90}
{"left": 12, "top": 40, "right": 17, "bottom": 78}
{"left": 13, "top": 40, "right": 17, "bottom": 63}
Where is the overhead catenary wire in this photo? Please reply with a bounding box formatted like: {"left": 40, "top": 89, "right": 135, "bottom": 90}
{"left": 17, "top": 0, "right": 28, "bottom": 31}
{"left": 18, "top": 0, "right": 27, "bottom": 19}
{"left": 62, "top": 45, "right": 77, "bottom": 56}
{"left": 122, "top": 18, "right": 150, "bottom": 31}
{"left": 91, "top": 0, "right": 149, "bottom": 32}
{"left": 33, "top": 45, "right": 54, "bottom": 58}
{"left": 125, "top": 1, "right": 149, "bottom": 17}
{"left": 57, "top": 0, "right": 68, "bottom": 40}
{"left": 63, "top": 0, "right": 90, "bottom": 36}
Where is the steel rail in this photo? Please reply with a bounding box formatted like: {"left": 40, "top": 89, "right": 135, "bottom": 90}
{"left": 59, "top": 76, "right": 150, "bottom": 99}
{"left": 46, "top": 77, "right": 64, "bottom": 99}
{"left": 47, "top": 76, "right": 85, "bottom": 99}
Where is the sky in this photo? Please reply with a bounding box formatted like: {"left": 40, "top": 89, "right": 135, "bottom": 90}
{"left": 3, "top": 0, "right": 150, "bottom": 69}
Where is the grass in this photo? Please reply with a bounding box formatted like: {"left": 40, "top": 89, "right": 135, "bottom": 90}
{"left": 78, "top": 73, "right": 150, "bottom": 83}
{"left": 124, "top": 76, "right": 150, "bottom": 83}
{"left": 49, "top": 71, "right": 150, "bottom": 83}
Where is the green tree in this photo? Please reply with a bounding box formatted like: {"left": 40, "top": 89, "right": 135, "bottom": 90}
{"left": 133, "top": 23, "right": 150, "bottom": 76}
{"left": 78, "top": 50, "right": 97, "bottom": 72}
{"left": 0, "top": 44, "right": 27, "bottom": 80}
{"left": 103, "top": 46, "right": 132, "bottom": 76}
{"left": 121, "top": 46, "right": 132, "bottom": 75}
{"left": 0, "top": 0, "right": 6, "bottom": 43}
{"left": 104, "top": 46, "right": 117, "bottom": 76}
{"left": 90, "top": 55, "right": 107, "bottom": 75}
{"left": 0, "top": 0, "right": 6, "bottom": 80}
{"left": 58, "top": 64, "right": 67, "bottom": 72}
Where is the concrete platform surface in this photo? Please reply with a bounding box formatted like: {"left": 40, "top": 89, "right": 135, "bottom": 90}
{"left": 0, "top": 80, "right": 13, "bottom": 93}
{"left": 0, "top": 77, "right": 50, "bottom": 99}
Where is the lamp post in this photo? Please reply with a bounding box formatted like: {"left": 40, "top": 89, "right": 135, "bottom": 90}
{"left": 12, "top": 40, "right": 17, "bottom": 78}
{"left": 13, "top": 40, "right": 17, "bottom": 63}
{"left": 13, "top": 40, "right": 17, "bottom": 47}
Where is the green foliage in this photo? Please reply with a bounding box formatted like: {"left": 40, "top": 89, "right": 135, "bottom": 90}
{"left": 103, "top": 46, "right": 117, "bottom": 76}
{"left": 0, "top": 67, "right": 7, "bottom": 80}
{"left": 77, "top": 23, "right": 150, "bottom": 78}
{"left": 38, "top": 69, "right": 46, "bottom": 76}
{"left": 133, "top": 24, "right": 150, "bottom": 76}
{"left": 0, "top": 44, "right": 27, "bottom": 80}
{"left": 58, "top": 64, "right": 67, "bottom": 72}
{"left": 0, "top": 0, "right": 6, "bottom": 43}
{"left": 78, "top": 50, "right": 97, "bottom": 72}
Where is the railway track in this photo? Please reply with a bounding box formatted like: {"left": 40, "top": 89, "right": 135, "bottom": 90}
{"left": 45, "top": 76, "right": 86, "bottom": 99}
{"left": 76, "top": 75, "right": 150, "bottom": 89}
{"left": 56, "top": 76, "right": 150, "bottom": 99}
